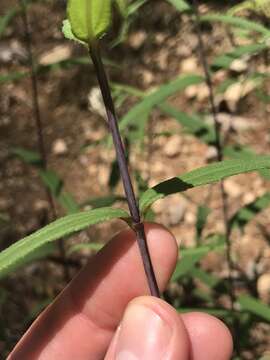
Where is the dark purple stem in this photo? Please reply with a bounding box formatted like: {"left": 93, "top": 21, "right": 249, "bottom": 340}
{"left": 20, "top": 0, "right": 70, "bottom": 281}
{"left": 89, "top": 42, "right": 160, "bottom": 297}
{"left": 20, "top": 0, "right": 56, "bottom": 217}
{"left": 192, "top": 1, "right": 240, "bottom": 354}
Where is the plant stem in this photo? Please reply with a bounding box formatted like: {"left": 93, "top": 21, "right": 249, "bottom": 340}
{"left": 20, "top": 0, "right": 56, "bottom": 218}
{"left": 20, "top": 0, "right": 70, "bottom": 281}
{"left": 191, "top": 0, "right": 240, "bottom": 354}
{"left": 89, "top": 42, "right": 160, "bottom": 298}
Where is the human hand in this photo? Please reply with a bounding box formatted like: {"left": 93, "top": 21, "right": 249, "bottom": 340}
{"left": 9, "top": 223, "right": 233, "bottom": 359}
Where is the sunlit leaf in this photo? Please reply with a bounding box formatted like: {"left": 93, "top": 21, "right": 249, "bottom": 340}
{"left": 140, "top": 157, "right": 270, "bottom": 212}
{"left": 0, "top": 207, "right": 129, "bottom": 278}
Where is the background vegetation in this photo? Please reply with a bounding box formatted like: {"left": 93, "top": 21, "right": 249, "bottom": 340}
{"left": 0, "top": 0, "right": 270, "bottom": 358}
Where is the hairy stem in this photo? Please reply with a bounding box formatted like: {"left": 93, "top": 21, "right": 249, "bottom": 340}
{"left": 89, "top": 42, "right": 160, "bottom": 297}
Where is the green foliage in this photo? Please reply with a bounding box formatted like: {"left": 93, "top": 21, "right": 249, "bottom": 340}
{"left": 195, "top": 206, "right": 211, "bottom": 243}
{"left": 11, "top": 147, "right": 80, "bottom": 214}
{"left": 0, "top": 71, "right": 28, "bottom": 84}
{"left": 200, "top": 13, "right": 270, "bottom": 38}
{"left": 166, "top": 0, "right": 191, "bottom": 12}
{"left": 0, "top": 207, "right": 129, "bottom": 279}
{"left": 0, "top": 8, "right": 19, "bottom": 38}
{"left": 11, "top": 147, "right": 42, "bottom": 166}
{"left": 172, "top": 240, "right": 224, "bottom": 281}
{"left": 68, "top": 242, "right": 103, "bottom": 254}
{"left": 212, "top": 43, "right": 268, "bottom": 70}
{"left": 238, "top": 295, "right": 270, "bottom": 322}
{"left": 229, "top": 192, "right": 270, "bottom": 231}
{"left": 39, "top": 170, "right": 63, "bottom": 197}
{"left": 119, "top": 75, "right": 204, "bottom": 132}
{"left": 81, "top": 194, "right": 126, "bottom": 208}
{"left": 114, "top": 0, "right": 127, "bottom": 17}
{"left": 3, "top": 2, "right": 270, "bottom": 356}
{"left": 111, "top": 0, "right": 148, "bottom": 46}
{"left": 229, "top": 0, "right": 270, "bottom": 17}
{"left": 160, "top": 103, "right": 216, "bottom": 144}
{"left": 67, "top": 0, "right": 112, "bottom": 43}
{"left": 139, "top": 157, "right": 270, "bottom": 212}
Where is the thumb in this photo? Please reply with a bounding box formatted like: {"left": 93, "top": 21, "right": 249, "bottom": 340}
{"left": 105, "top": 296, "right": 190, "bottom": 360}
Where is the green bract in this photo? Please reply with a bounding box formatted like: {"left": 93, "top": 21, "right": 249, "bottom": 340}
{"left": 62, "top": 19, "right": 86, "bottom": 45}
{"left": 67, "top": 0, "right": 111, "bottom": 42}
{"left": 65, "top": 0, "right": 127, "bottom": 44}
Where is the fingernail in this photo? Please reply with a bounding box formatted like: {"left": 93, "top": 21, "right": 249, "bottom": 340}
{"left": 115, "top": 303, "right": 173, "bottom": 360}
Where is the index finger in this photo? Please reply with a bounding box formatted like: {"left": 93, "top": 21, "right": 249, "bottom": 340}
{"left": 9, "top": 223, "right": 178, "bottom": 359}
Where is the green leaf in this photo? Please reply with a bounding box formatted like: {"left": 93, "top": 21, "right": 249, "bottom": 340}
{"left": 67, "top": 0, "right": 112, "bottom": 43}
{"left": 11, "top": 147, "right": 42, "bottom": 166}
{"left": 114, "top": 0, "right": 127, "bottom": 16}
{"left": 119, "top": 75, "right": 204, "bottom": 132}
{"left": 200, "top": 13, "right": 270, "bottom": 37}
{"left": 0, "top": 71, "right": 28, "bottom": 84}
{"left": 172, "top": 248, "right": 209, "bottom": 281}
{"left": 0, "top": 7, "right": 19, "bottom": 38}
{"left": 140, "top": 157, "right": 270, "bottom": 212}
{"left": 172, "top": 241, "right": 224, "bottom": 281}
{"left": 68, "top": 242, "right": 103, "bottom": 255}
{"left": 112, "top": 82, "right": 216, "bottom": 144}
{"left": 62, "top": 19, "right": 86, "bottom": 45}
{"left": 160, "top": 103, "right": 216, "bottom": 145}
{"left": 256, "top": 89, "right": 270, "bottom": 104}
{"left": 190, "top": 267, "right": 220, "bottom": 288}
{"left": 238, "top": 295, "right": 270, "bottom": 322}
{"left": 224, "top": 145, "right": 270, "bottom": 180}
{"left": 0, "top": 212, "right": 10, "bottom": 226}
{"left": 82, "top": 194, "right": 126, "bottom": 208}
{"left": 212, "top": 43, "right": 268, "bottom": 70}
{"left": 8, "top": 243, "right": 57, "bottom": 277}
{"left": 166, "top": 0, "right": 191, "bottom": 12}
{"left": 58, "top": 192, "right": 80, "bottom": 214}
{"left": 39, "top": 170, "right": 63, "bottom": 197}
{"left": 229, "top": 0, "right": 270, "bottom": 18}
{"left": 0, "top": 207, "right": 129, "bottom": 278}
{"left": 229, "top": 192, "right": 270, "bottom": 230}
{"left": 196, "top": 205, "right": 211, "bottom": 242}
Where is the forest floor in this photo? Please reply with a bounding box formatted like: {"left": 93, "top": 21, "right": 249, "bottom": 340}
{"left": 0, "top": 0, "right": 270, "bottom": 358}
